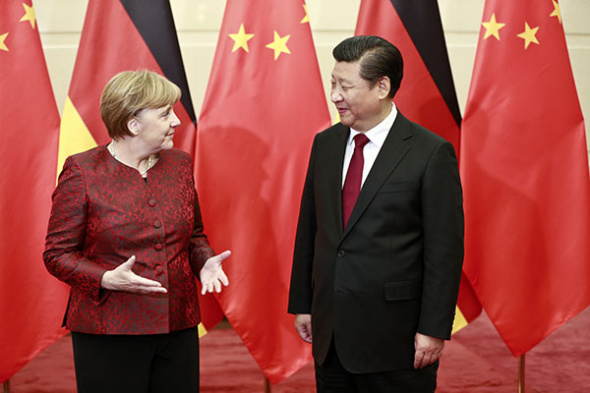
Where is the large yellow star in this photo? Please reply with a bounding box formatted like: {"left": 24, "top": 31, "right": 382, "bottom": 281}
{"left": 482, "top": 13, "right": 506, "bottom": 40}
{"left": 301, "top": 5, "right": 310, "bottom": 24}
{"left": 0, "top": 33, "right": 8, "bottom": 52}
{"left": 229, "top": 24, "right": 254, "bottom": 53}
{"left": 20, "top": 3, "right": 36, "bottom": 29}
{"left": 265, "top": 31, "right": 291, "bottom": 60}
{"left": 517, "top": 22, "right": 540, "bottom": 49}
{"left": 550, "top": 0, "right": 562, "bottom": 24}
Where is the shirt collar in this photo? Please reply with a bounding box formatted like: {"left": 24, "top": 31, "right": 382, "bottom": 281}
{"left": 347, "top": 103, "right": 397, "bottom": 148}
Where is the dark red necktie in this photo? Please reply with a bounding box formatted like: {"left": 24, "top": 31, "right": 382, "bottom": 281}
{"left": 342, "top": 133, "right": 370, "bottom": 227}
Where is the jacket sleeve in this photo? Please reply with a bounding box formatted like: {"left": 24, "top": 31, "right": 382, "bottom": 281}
{"left": 189, "top": 189, "right": 215, "bottom": 277}
{"left": 43, "top": 156, "right": 108, "bottom": 303}
{"left": 188, "top": 153, "right": 215, "bottom": 276}
{"left": 288, "top": 136, "right": 318, "bottom": 314}
{"left": 418, "top": 141, "right": 464, "bottom": 339}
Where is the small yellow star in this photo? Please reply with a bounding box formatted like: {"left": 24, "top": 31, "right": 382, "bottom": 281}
{"left": 482, "top": 13, "right": 506, "bottom": 40}
{"left": 517, "top": 22, "right": 540, "bottom": 49}
{"left": 0, "top": 33, "right": 9, "bottom": 52}
{"left": 550, "top": 0, "right": 562, "bottom": 24}
{"left": 265, "top": 31, "right": 291, "bottom": 60}
{"left": 229, "top": 24, "right": 255, "bottom": 53}
{"left": 20, "top": 3, "right": 36, "bottom": 29}
{"left": 301, "top": 4, "right": 310, "bottom": 24}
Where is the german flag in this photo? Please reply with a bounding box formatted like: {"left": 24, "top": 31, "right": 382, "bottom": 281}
{"left": 355, "top": 0, "right": 482, "bottom": 331}
{"left": 59, "top": 0, "right": 223, "bottom": 332}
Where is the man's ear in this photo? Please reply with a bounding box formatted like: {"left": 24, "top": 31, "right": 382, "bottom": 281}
{"left": 127, "top": 117, "right": 140, "bottom": 136}
{"left": 377, "top": 76, "right": 391, "bottom": 99}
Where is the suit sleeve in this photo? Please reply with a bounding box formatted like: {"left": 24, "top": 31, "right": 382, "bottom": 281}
{"left": 418, "top": 141, "right": 464, "bottom": 339}
{"left": 43, "top": 156, "right": 108, "bottom": 303}
{"left": 288, "top": 136, "right": 319, "bottom": 314}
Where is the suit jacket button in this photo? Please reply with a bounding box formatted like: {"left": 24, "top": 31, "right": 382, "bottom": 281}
{"left": 148, "top": 198, "right": 157, "bottom": 207}
{"left": 338, "top": 250, "right": 346, "bottom": 257}
{"left": 155, "top": 265, "right": 163, "bottom": 274}
{"left": 153, "top": 220, "right": 162, "bottom": 228}
{"left": 154, "top": 243, "right": 163, "bottom": 251}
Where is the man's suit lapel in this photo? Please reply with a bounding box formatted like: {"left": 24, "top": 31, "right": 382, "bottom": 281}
{"left": 342, "top": 113, "right": 412, "bottom": 238}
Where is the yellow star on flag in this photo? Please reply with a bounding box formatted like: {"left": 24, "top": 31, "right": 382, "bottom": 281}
{"left": 301, "top": 5, "right": 310, "bottom": 24}
{"left": 229, "top": 24, "right": 255, "bottom": 53}
{"left": 482, "top": 13, "right": 506, "bottom": 40}
{"left": 20, "top": 3, "right": 36, "bottom": 29}
{"left": 550, "top": 0, "right": 562, "bottom": 24}
{"left": 266, "top": 31, "right": 291, "bottom": 60}
{"left": 0, "top": 33, "right": 8, "bottom": 52}
{"left": 517, "top": 22, "right": 540, "bottom": 49}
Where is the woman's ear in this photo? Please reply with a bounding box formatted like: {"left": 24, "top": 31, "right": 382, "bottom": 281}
{"left": 127, "top": 117, "right": 140, "bottom": 136}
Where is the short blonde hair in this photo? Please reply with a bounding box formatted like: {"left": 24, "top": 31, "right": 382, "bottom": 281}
{"left": 100, "top": 70, "right": 181, "bottom": 140}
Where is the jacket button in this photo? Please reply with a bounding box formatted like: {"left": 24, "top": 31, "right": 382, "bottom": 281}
{"left": 338, "top": 250, "right": 346, "bottom": 257}
{"left": 155, "top": 265, "right": 163, "bottom": 274}
{"left": 154, "top": 243, "right": 163, "bottom": 251}
{"left": 148, "top": 198, "right": 157, "bottom": 207}
{"left": 153, "top": 220, "right": 162, "bottom": 228}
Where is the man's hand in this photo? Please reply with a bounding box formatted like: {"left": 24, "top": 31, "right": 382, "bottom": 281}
{"left": 101, "top": 255, "right": 167, "bottom": 294}
{"left": 414, "top": 332, "right": 444, "bottom": 369}
{"left": 200, "top": 250, "right": 231, "bottom": 295}
{"left": 294, "top": 314, "right": 313, "bottom": 343}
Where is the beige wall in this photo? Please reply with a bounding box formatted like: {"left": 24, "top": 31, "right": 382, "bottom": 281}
{"left": 36, "top": 0, "right": 590, "bottom": 152}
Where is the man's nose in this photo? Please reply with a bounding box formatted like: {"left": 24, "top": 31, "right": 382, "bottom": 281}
{"left": 331, "top": 89, "right": 342, "bottom": 103}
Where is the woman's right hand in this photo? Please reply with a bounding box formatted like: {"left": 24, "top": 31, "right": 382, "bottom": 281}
{"left": 101, "top": 255, "right": 167, "bottom": 294}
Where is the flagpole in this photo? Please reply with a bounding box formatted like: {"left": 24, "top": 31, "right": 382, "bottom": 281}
{"left": 264, "top": 376, "right": 272, "bottom": 393}
{"left": 518, "top": 354, "right": 525, "bottom": 393}
{"left": 2, "top": 379, "right": 10, "bottom": 393}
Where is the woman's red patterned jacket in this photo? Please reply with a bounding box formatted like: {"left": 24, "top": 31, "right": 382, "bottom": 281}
{"left": 44, "top": 145, "right": 215, "bottom": 335}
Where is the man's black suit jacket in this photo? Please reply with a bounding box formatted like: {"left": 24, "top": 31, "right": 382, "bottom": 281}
{"left": 288, "top": 113, "right": 464, "bottom": 373}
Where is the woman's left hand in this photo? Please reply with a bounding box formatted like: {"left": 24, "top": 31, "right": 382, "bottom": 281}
{"left": 200, "top": 250, "right": 231, "bottom": 295}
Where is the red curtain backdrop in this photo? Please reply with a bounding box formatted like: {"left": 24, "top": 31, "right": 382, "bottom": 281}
{"left": 196, "top": 0, "right": 331, "bottom": 383}
{"left": 461, "top": 0, "right": 590, "bottom": 356}
{"left": 0, "top": 0, "right": 67, "bottom": 382}
{"left": 59, "top": 0, "right": 224, "bottom": 330}
{"left": 355, "top": 0, "right": 482, "bottom": 330}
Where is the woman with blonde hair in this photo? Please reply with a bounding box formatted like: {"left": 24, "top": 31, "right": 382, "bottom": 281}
{"left": 44, "top": 70, "right": 230, "bottom": 393}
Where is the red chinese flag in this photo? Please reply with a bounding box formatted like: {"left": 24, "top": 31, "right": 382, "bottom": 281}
{"left": 461, "top": 0, "right": 590, "bottom": 355}
{"left": 355, "top": 0, "right": 482, "bottom": 331}
{"left": 0, "top": 1, "right": 67, "bottom": 381}
{"left": 197, "top": 0, "right": 331, "bottom": 383}
{"left": 60, "top": 0, "right": 223, "bottom": 331}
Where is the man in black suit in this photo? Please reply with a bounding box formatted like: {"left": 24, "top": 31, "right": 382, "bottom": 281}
{"left": 288, "top": 36, "right": 464, "bottom": 392}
